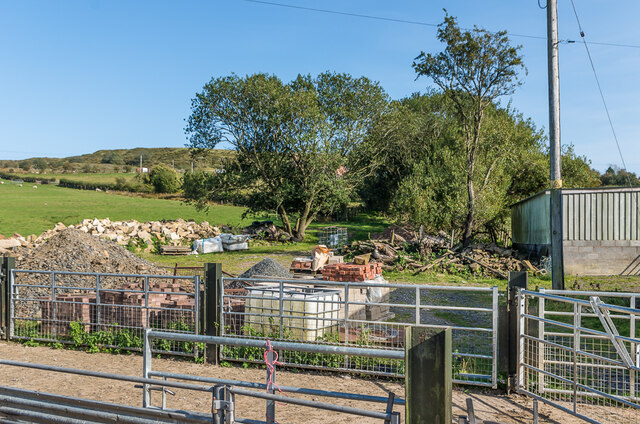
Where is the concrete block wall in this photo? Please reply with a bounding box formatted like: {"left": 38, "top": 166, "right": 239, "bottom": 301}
{"left": 563, "top": 240, "right": 640, "bottom": 275}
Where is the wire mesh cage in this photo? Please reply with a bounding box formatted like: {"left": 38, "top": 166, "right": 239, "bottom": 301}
{"left": 318, "top": 227, "right": 348, "bottom": 248}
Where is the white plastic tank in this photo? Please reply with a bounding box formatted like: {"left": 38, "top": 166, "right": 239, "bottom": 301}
{"left": 244, "top": 285, "right": 341, "bottom": 341}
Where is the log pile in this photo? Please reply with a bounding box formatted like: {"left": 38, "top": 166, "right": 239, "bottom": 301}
{"left": 344, "top": 226, "right": 543, "bottom": 279}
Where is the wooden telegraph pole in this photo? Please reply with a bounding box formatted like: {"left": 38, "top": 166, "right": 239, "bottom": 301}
{"left": 547, "top": 0, "right": 565, "bottom": 289}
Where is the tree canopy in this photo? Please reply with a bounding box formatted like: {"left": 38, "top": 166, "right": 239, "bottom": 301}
{"left": 413, "top": 14, "right": 526, "bottom": 245}
{"left": 184, "top": 72, "right": 388, "bottom": 239}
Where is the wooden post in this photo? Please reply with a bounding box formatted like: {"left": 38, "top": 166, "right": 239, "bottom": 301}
{"left": 405, "top": 326, "right": 452, "bottom": 424}
{"left": 0, "top": 257, "right": 15, "bottom": 341}
{"left": 204, "top": 263, "right": 222, "bottom": 364}
{"left": 507, "top": 271, "right": 528, "bottom": 391}
{"left": 1, "top": 257, "right": 13, "bottom": 340}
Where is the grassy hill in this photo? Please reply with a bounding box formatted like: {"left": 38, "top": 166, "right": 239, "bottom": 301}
{"left": 0, "top": 147, "right": 235, "bottom": 173}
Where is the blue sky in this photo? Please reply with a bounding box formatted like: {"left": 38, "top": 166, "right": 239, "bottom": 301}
{"left": 1, "top": 0, "right": 638, "bottom": 174}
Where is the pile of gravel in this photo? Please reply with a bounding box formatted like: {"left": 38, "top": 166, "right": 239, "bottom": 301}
{"left": 13, "top": 229, "right": 171, "bottom": 318}
{"left": 16, "top": 229, "right": 167, "bottom": 278}
{"left": 239, "top": 258, "right": 292, "bottom": 280}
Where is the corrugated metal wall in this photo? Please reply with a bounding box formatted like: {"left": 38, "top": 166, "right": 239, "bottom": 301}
{"left": 511, "top": 188, "right": 640, "bottom": 244}
{"left": 511, "top": 191, "right": 550, "bottom": 245}
{"left": 563, "top": 189, "right": 640, "bottom": 241}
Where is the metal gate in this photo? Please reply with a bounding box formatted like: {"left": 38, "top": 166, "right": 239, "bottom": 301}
{"left": 517, "top": 288, "right": 640, "bottom": 423}
{"left": 9, "top": 269, "right": 201, "bottom": 357}
{"left": 220, "top": 276, "right": 499, "bottom": 387}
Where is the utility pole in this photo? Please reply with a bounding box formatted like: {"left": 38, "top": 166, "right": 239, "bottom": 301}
{"left": 139, "top": 155, "right": 143, "bottom": 171}
{"left": 547, "top": 0, "right": 565, "bottom": 289}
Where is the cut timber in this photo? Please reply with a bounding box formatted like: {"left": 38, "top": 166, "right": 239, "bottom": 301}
{"left": 159, "top": 245, "right": 191, "bottom": 255}
{"left": 459, "top": 252, "right": 507, "bottom": 279}
{"left": 353, "top": 253, "right": 371, "bottom": 265}
{"left": 522, "top": 260, "right": 538, "bottom": 273}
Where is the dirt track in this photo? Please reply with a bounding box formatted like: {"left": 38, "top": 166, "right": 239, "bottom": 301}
{"left": 0, "top": 342, "right": 581, "bottom": 423}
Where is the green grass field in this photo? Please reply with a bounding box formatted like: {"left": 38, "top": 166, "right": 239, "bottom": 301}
{"left": 0, "top": 178, "right": 250, "bottom": 236}
{"left": 1, "top": 176, "right": 635, "bottom": 290}
{"left": 18, "top": 172, "right": 137, "bottom": 184}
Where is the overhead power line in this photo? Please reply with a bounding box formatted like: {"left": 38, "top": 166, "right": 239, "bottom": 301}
{"left": 569, "top": 0, "right": 632, "bottom": 186}
{"left": 243, "top": 0, "right": 640, "bottom": 49}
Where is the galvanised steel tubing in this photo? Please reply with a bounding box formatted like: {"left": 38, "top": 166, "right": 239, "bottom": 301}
{"left": 522, "top": 329, "right": 640, "bottom": 370}
{"left": 544, "top": 310, "right": 632, "bottom": 320}
{"left": 4, "top": 336, "right": 196, "bottom": 357}
{"left": 10, "top": 297, "right": 195, "bottom": 312}
{"left": 544, "top": 360, "right": 628, "bottom": 370}
{"left": 523, "top": 290, "right": 639, "bottom": 316}
{"left": 456, "top": 373, "right": 491, "bottom": 380}
{"left": 0, "top": 359, "right": 213, "bottom": 393}
{"left": 453, "top": 352, "right": 492, "bottom": 360}
{"left": 534, "top": 387, "right": 640, "bottom": 405}
{"left": 12, "top": 269, "right": 197, "bottom": 280}
{"left": 518, "top": 389, "right": 601, "bottom": 424}
{"left": 228, "top": 387, "right": 392, "bottom": 421}
{"left": 544, "top": 289, "right": 639, "bottom": 297}
{"left": 346, "top": 317, "right": 493, "bottom": 333}
{"left": 492, "top": 286, "right": 499, "bottom": 388}
{"left": 224, "top": 294, "right": 493, "bottom": 312}
{"left": 0, "top": 394, "right": 211, "bottom": 424}
{"left": 223, "top": 276, "right": 495, "bottom": 291}
{"left": 0, "top": 406, "right": 88, "bottom": 424}
{"left": 223, "top": 307, "right": 492, "bottom": 331}
{"left": 9, "top": 286, "right": 195, "bottom": 298}
{"left": 147, "top": 330, "right": 404, "bottom": 360}
{"left": 522, "top": 312, "right": 640, "bottom": 345}
{"left": 147, "top": 370, "right": 406, "bottom": 405}
{"left": 453, "top": 380, "right": 493, "bottom": 388}
{"left": 522, "top": 289, "right": 592, "bottom": 306}
{"left": 520, "top": 362, "right": 574, "bottom": 386}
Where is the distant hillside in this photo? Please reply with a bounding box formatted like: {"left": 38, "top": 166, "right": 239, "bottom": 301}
{"left": 0, "top": 147, "right": 235, "bottom": 172}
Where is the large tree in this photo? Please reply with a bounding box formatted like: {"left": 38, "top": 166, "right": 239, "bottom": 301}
{"left": 185, "top": 72, "right": 388, "bottom": 239}
{"left": 413, "top": 15, "right": 525, "bottom": 246}
{"left": 362, "top": 92, "right": 545, "bottom": 240}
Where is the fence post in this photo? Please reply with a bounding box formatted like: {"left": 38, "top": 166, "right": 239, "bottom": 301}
{"left": 0, "top": 257, "right": 15, "bottom": 341}
{"left": 507, "top": 271, "right": 528, "bottom": 392}
{"left": 405, "top": 326, "right": 451, "bottom": 424}
{"left": 204, "top": 263, "right": 222, "bottom": 364}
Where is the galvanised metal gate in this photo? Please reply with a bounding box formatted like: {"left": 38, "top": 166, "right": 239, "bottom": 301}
{"left": 219, "top": 276, "right": 499, "bottom": 387}
{"left": 9, "top": 269, "right": 201, "bottom": 357}
{"left": 517, "top": 288, "right": 640, "bottom": 423}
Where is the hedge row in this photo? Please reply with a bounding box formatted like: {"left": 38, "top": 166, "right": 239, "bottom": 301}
{"left": 0, "top": 172, "right": 55, "bottom": 184}
{"left": 58, "top": 178, "right": 151, "bottom": 193}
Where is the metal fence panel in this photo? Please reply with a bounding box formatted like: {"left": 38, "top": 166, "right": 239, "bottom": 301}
{"left": 518, "top": 289, "right": 640, "bottom": 424}
{"left": 219, "top": 277, "right": 499, "bottom": 387}
{"left": 10, "top": 269, "right": 201, "bottom": 358}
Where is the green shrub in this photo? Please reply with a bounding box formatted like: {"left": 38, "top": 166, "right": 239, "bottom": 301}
{"left": 149, "top": 165, "right": 180, "bottom": 193}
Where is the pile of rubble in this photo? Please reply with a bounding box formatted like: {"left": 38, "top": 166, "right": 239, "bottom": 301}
{"left": 14, "top": 229, "right": 168, "bottom": 276}
{"left": 344, "top": 226, "right": 543, "bottom": 279}
{"left": 242, "top": 220, "right": 295, "bottom": 242}
{"left": 0, "top": 218, "right": 221, "bottom": 254}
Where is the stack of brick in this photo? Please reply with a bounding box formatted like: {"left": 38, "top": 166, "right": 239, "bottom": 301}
{"left": 40, "top": 281, "right": 195, "bottom": 334}
{"left": 41, "top": 295, "right": 95, "bottom": 335}
{"left": 321, "top": 262, "right": 382, "bottom": 282}
{"left": 290, "top": 258, "right": 312, "bottom": 272}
